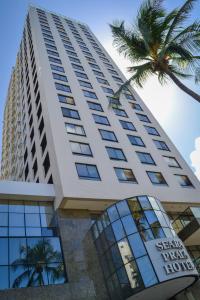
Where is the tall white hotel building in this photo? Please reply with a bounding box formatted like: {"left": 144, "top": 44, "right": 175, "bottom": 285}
{"left": 0, "top": 6, "right": 200, "bottom": 300}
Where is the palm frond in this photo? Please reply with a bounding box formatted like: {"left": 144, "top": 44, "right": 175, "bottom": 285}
{"left": 110, "top": 21, "right": 148, "bottom": 62}
{"left": 164, "top": 0, "right": 197, "bottom": 45}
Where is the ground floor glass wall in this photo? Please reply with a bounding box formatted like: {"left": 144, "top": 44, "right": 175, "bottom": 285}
{"left": 0, "top": 200, "right": 67, "bottom": 289}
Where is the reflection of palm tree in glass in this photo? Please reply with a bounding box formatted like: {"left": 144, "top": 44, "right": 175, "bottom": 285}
{"left": 11, "top": 239, "right": 65, "bottom": 288}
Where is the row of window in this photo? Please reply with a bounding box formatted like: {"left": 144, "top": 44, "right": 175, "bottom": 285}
{"left": 75, "top": 163, "right": 193, "bottom": 187}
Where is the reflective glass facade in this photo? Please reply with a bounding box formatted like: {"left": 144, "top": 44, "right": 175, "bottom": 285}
{"left": 0, "top": 200, "right": 67, "bottom": 290}
{"left": 91, "top": 196, "right": 176, "bottom": 300}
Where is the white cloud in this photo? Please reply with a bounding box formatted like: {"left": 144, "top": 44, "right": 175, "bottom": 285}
{"left": 190, "top": 137, "right": 200, "bottom": 180}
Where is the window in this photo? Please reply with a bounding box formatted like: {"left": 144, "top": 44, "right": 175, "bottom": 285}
{"left": 92, "top": 70, "right": 104, "bottom": 77}
{"left": 83, "top": 90, "right": 98, "bottom": 99}
{"left": 68, "top": 56, "right": 80, "bottom": 64}
{"left": 113, "top": 108, "right": 128, "bottom": 117}
{"left": 43, "top": 153, "right": 50, "bottom": 176}
{"left": 55, "top": 83, "right": 71, "bottom": 92}
{"left": 136, "top": 152, "right": 155, "bottom": 165}
{"left": 87, "top": 102, "right": 103, "bottom": 111}
{"left": 61, "top": 107, "right": 80, "bottom": 119}
{"left": 154, "top": 140, "right": 170, "bottom": 151}
{"left": 47, "top": 49, "right": 59, "bottom": 57}
{"left": 125, "top": 94, "right": 134, "bottom": 100}
{"left": 89, "top": 63, "right": 100, "bottom": 70}
{"left": 96, "top": 77, "right": 109, "bottom": 85}
{"left": 48, "top": 56, "right": 62, "bottom": 64}
{"left": 147, "top": 171, "right": 167, "bottom": 185}
{"left": 82, "top": 50, "right": 93, "bottom": 57}
{"left": 144, "top": 126, "right": 159, "bottom": 136}
{"left": 45, "top": 43, "right": 57, "bottom": 50}
{"left": 70, "top": 141, "right": 92, "bottom": 156}
{"left": 128, "top": 135, "right": 145, "bottom": 147}
{"left": 137, "top": 113, "right": 151, "bottom": 123}
{"left": 53, "top": 73, "right": 68, "bottom": 82}
{"left": 50, "top": 64, "right": 64, "bottom": 73}
{"left": 85, "top": 56, "right": 96, "bottom": 63}
{"left": 175, "top": 175, "right": 193, "bottom": 187}
{"left": 108, "top": 69, "right": 118, "bottom": 75}
{"left": 79, "top": 80, "right": 93, "bottom": 89}
{"left": 99, "top": 129, "right": 117, "bottom": 142}
{"left": 66, "top": 50, "right": 78, "bottom": 57}
{"left": 114, "top": 168, "right": 137, "bottom": 183}
{"left": 112, "top": 76, "right": 123, "bottom": 83}
{"left": 163, "top": 156, "right": 181, "bottom": 168}
{"left": 75, "top": 71, "right": 88, "bottom": 79}
{"left": 58, "top": 94, "right": 75, "bottom": 105}
{"left": 76, "top": 163, "right": 100, "bottom": 180}
{"left": 93, "top": 114, "right": 110, "bottom": 125}
{"left": 71, "top": 63, "right": 84, "bottom": 71}
{"left": 64, "top": 45, "right": 74, "bottom": 51}
{"left": 106, "top": 147, "right": 126, "bottom": 161}
{"left": 131, "top": 103, "right": 143, "bottom": 111}
{"left": 120, "top": 120, "right": 136, "bottom": 131}
{"left": 65, "top": 123, "right": 85, "bottom": 136}
{"left": 41, "top": 134, "right": 47, "bottom": 154}
{"left": 102, "top": 87, "right": 114, "bottom": 95}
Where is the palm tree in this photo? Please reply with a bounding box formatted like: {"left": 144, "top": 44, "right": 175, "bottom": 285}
{"left": 110, "top": 0, "right": 200, "bottom": 103}
{"left": 11, "top": 239, "right": 65, "bottom": 288}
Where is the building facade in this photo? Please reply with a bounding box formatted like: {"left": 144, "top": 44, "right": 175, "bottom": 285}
{"left": 1, "top": 6, "right": 200, "bottom": 300}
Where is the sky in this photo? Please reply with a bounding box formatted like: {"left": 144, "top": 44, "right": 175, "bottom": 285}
{"left": 0, "top": 0, "right": 200, "bottom": 179}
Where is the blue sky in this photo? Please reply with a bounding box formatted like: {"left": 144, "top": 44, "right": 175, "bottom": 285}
{"left": 0, "top": 0, "right": 200, "bottom": 177}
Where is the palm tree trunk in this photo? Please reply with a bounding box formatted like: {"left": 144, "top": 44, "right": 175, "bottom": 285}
{"left": 167, "top": 71, "right": 200, "bottom": 103}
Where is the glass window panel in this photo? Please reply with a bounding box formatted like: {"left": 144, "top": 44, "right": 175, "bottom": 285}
{"left": 148, "top": 197, "right": 160, "bottom": 210}
{"left": 100, "top": 232, "right": 108, "bottom": 253}
{"left": 39, "top": 202, "right": 53, "bottom": 214}
{"left": 26, "top": 228, "right": 42, "bottom": 236}
{"left": 9, "top": 213, "right": 24, "bottom": 227}
{"left": 132, "top": 211, "right": 149, "bottom": 231}
{"left": 163, "top": 227, "right": 173, "bottom": 238}
{"left": 116, "top": 201, "right": 130, "bottom": 218}
{"left": 128, "top": 233, "right": 146, "bottom": 258}
{"left": 44, "top": 237, "right": 62, "bottom": 262}
{"left": 118, "top": 238, "right": 133, "bottom": 264}
{"left": 138, "top": 196, "right": 152, "bottom": 210}
{"left": 105, "top": 225, "right": 116, "bottom": 246}
{"left": 107, "top": 205, "right": 119, "bottom": 223}
{"left": 25, "top": 213, "right": 40, "bottom": 227}
{"left": 101, "top": 212, "right": 110, "bottom": 228}
{"left": 117, "top": 266, "right": 129, "bottom": 284}
{"left": 136, "top": 256, "right": 158, "bottom": 287}
{"left": 128, "top": 199, "right": 141, "bottom": 212}
{"left": 107, "top": 275, "right": 122, "bottom": 300}
{"left": 141, "top": 229, "right": 154, "bottom": 241}
{"left": 41, "top": 227, "right": 55, "bottom": 237}
{"left": 0, "top": 266, "right": 9, "bottom": 289}
{"left": 9, "top": 227, "right": 25, "bottom": 236}
{"left": 28, "top": 264, "right": 48, "bottom": 286}
{"left": 0, "top": 227, "right": 8, "bottom": 236}
{"left": 92, "top": 223, "right": 99, "bottom": 239}
{"left": 0, "top": 212, "right": 8, "bottom": 226}
{"left": 151, "top": 227, "right": 165, "bottom": 239}
{"left": 9, "top": 200, "right": 24, "bottom": 213}
{"left": 121, "top": 215, "right": 137, "bottom": 235}
{"left": 47, "top": 263, "right": 66, "bottom": 284}
{"left": 25, "top": 201, "right": 39, "bottom": 213}
{"left": 9, "top": 238, "right": 27, "bottom": 265}
{"left": 112, "top": 220, "right": 126, "bottom": 241}
{"left": 0, "top": 238, "right": 8, "bottom": 265}
{"left": 124, "top": 260, "right": 143, "bottom": 290}
{"left": 144, "top": 211, "right": 159, "bottom": 227}
{"left": 155, "top": 210, "right": 168, "bottom": 227}
{"left": 27, "top": 238, "right": 44, "bottom": 263}
{"left": 40, "top": 214, "right": 55, "bottom": 227}
{"left": 0, "top": 200, "right": 8, "bottom": 212}
{"left": 110, "top": 244, "right": 123, "bottom": 269}
{"left": 97, "top": 219, "right": 103, "bottom": 233}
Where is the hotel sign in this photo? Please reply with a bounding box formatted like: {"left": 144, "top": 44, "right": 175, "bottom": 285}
{"left": 145, "top": 237, "right": 198, "bottom": 282}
